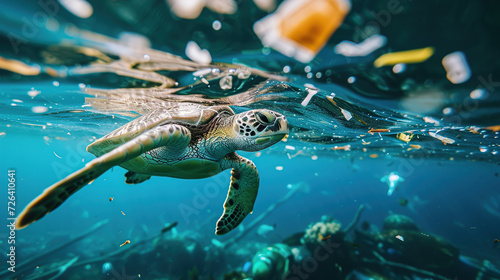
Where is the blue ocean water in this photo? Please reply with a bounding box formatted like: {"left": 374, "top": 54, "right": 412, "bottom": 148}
{"left": 1, "top": 1, "right": 500, "bottom": 280}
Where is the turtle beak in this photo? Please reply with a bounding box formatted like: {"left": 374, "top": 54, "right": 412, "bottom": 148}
{"left": 271, "top": 115, "right": 289, "bottom": 135}
{"left": 255, "top": 116, "right": 289, "bottom": 144}
{"left": 279, "top": 116, "right": 289, "bottom": 134}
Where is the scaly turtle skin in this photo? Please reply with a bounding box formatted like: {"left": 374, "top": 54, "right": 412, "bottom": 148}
{"left": 16, "top": 104, "right": 288, "bottom": 235}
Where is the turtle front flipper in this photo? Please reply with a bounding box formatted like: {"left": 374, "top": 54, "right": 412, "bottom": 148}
{"left": 16, "top": 124, "right": 191, "bottom": 230}
{"left": 125, "top": 171, "right": 152, "bottom": 184}
{"left": 216, "top": 153, "right": 259, "bottom": 235}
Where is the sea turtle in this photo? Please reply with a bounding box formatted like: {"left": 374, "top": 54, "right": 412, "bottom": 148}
{"left": 16, "top": 104, "right": 288, "bottom": 235}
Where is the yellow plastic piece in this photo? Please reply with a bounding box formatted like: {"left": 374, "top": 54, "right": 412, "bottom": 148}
{"left": 279, "top": 0, "right": 349, "bottom": 53}
{"left": 374, "top": 47, "right": 435, "bottom": 68}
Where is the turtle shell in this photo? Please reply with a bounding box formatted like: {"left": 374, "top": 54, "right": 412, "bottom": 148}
{"left": 87, "top": 104, "right": 234, "bottom": 156}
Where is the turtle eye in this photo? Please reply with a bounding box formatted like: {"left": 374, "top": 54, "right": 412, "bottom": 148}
{"left": 255, "top": 111, "right": 275, "bottom": 125}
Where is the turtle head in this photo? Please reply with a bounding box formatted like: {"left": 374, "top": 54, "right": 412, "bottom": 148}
{"left": 232, "top": 109, "right": 289, "bottom": 151}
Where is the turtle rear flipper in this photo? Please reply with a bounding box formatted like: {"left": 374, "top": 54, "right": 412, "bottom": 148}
{"left": 215, "top": 153, "right": 259, "bottom": 235}
{"left": 16, "top": 124, "right": 191, "bottom": 229}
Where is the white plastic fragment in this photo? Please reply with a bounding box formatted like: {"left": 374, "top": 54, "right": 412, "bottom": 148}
{"left": 285, "top": 145, "right": 296, "bottom": 150}
{"left": 205, "top": 0, "right": 237, "bottom": 15}
{"left": 253, "top": 0, "right": 276, "bottom": 12}
{"left": 168, "top": 0, "right": 205, "bottom": 19}
{"left": 429, "top": 131, "right": 455, "bottom": 144}
{"left": 334, "top": 34, "right": 387, "bottom": 57}
{"left": 28, "top": 88, "right": 41, "bottom": 97}
{"left": 32, "top": 106, "right": 48, "bottom": 113}
{"left": 392, "top": 63, "right": 406, "bottom": 74}
{"left": 119, "top": 32, "right": 152, "bottom": 49}
{"left": 470, "top": 89, "right": 487, "bottom": 100}
{"left": 423, "top": 116, "right": 440, "bottom": 125}
{"left": 185, "top": 41, "right": 212, "bottom": 64}
{"left": 219, "top": 75, "right": 233, "bottom": 90}
{"left": 275, "top": 166, "right": 283, "bottom": 171}
{"left": 340, "top": 108, "right": 352, "bottom": 121}
{"left": 301, "top": 88, "right": 318, "bottom": 107}
{"left": 59, "top": 0, "right": 93, "bottom": 18}
{"left": 193, "top": 68, "right": 212, "bottom": 77}
{"left": 442, "top": 51, "right": 471, "bottom": 84}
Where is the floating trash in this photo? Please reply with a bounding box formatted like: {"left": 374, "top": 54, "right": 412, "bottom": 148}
{"left": 254, "top": 0, "right": 351, "bottom": 63}
{"left": 381, "top": 172, "right": 404, "bottom": 196}
{"left": 256, "top": 224, "right": 275, "bottom": 237}
{"left": 368, "top": 128, "right": 390, "bottom": 134}
{"left": 185, "top": 41, "right": 212, "bottom": 64}
{"left": 442, "top": 51, "right": 471, "bottom": 84}
{"left": 253, "top": 0, "right": 276, "bottom": 12}
{"left": 219, "top": 75, "right": 233, "bottom": 90}
{"left": 275, "top": 166, "right": 283, "bottom": 171}
{"left": 59, "top": 0, "right": 93, "bottom": 18}
{"left": 27, "top": 88, "right": 41, "bottom": 98}
{"left": 395, "top": 235, "right": 404, "bottom": 242}
{"left": 102, "top": 262, "right": 113, "bottom": 274}
{"left": 397, "top": 132, "right": 414, "bottom": 143}
{"left": 32, "top": 106, "right": 48, "bottom": 113}
{"left": 423, "top": 116, "right": 440, "bottom": 125}
{"left": 120, "top": 240, "right": 130, "bottom": 247}
{"left": 167, "top": 0, "right": 205, "bottom": 19}
{"left": 392, "top": 63, "right": 406, "bottom": 74}
{"left": 470, "top": 89, "right": 487, "bottom": 100}
{"left": 301, "top": 88, "right": 318, "bottom": 107}
{"left": 340, "top": 108, "right": 352, "bottom": 121}
{"left": 429, "top": 131, "right": 455, "bottom": 145}
{"left": 334, "top": 34, "right": 386, "bottom": 57}
{"left": 374, "top": 47, "right": 434, "bottom": 68}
